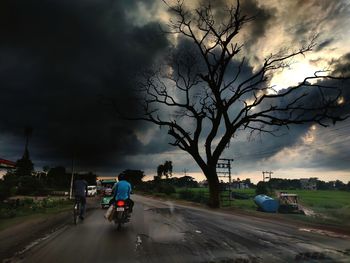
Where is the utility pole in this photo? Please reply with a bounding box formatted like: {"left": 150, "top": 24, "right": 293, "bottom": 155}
{"left": 262, "top": 171, "right": 273, "bottom": 182}
{"left": 69, "top": 156, "right": 75, "bottom": 199}
{"left": 216, "top": 158, "right": 234, "bottom": 205}
{"left": 183, "top": 168, "right": 188, "bottom": 177}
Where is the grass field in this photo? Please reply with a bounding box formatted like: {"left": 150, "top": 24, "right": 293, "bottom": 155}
{"left": 171, "top": 187, "right": 350, "bottom": 227}
{"left": 0, "top": 197, "right": 72, "bottom": 231}
{"left": 280, "top": 189, "right": 350, "bottom": 226}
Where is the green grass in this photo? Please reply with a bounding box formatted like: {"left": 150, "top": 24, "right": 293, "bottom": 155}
{"left": 0, "top": 206, "right": 71, "bottom": 231}
{"left": 278, "top": 189, "right": 350, "bottom": 226}
{"left": 0, "top": 198, "right": 73, "bottom": 231}
{"left": 172, "top": 187, "right": 350, "bottom": 227}
{"left": 144, "top": 187, "right": 350, "bottom": 227}
{"left": 283, "top": 190, "right": 350, "bottom": 209}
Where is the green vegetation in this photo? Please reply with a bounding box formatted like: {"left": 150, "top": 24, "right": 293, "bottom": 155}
{"left": 0, "top": 197, "right": 72, "bottom": 230}
{"left": 280, "top": 189, "right": 350, "bottom": 226}
{"left": 142, "top": 186, "right": 350, "bottom": 228}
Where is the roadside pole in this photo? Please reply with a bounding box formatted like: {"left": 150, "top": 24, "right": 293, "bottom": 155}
{"left": 217, "top": 158, "right": 234, "bottom": 206}
{"left": 69, "top": 157, "right": 75, "bottom": 199}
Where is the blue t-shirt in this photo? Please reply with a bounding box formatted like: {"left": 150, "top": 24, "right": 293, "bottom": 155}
{"left": 114, "top": 180, "right": 131, "bottom": 200}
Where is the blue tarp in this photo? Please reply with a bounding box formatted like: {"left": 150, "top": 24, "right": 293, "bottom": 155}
{"left": 254, "top": 194, "right": 279, "bottom": 213}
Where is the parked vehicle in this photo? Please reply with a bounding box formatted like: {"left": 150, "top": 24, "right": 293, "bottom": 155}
{"left": 113, "top": 199, "right": 130, "bottom": 230}
{"left": 87, "top": 185, "right": 97, "bottom": 196}
{"left": 278, "top": 192, "right": 304, "bottom": 214}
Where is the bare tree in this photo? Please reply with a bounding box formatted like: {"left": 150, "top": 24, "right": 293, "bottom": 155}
{"left": 137, "top": 0, "right": 348, "bottom": 207}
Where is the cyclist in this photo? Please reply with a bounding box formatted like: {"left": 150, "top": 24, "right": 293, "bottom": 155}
{"left": 73, "top": 175, "right": 88, "bottom": 220}
{"left": 112, "top": 173, "right": 134, "bottom": 213}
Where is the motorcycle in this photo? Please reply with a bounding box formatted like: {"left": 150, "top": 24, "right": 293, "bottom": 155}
{"left": 113, "top": 199, "right": 130, "bottom": 230}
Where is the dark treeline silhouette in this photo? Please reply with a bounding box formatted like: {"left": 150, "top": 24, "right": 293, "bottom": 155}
{"left": 266, "top": 178, "right": 350, "bottom": 191}
{"left": 0, "top": 166, "right": 98, "bottom": 201}
{"left": 255, "top": 178, "right": 350, "bottom": 195}
{"left": 156, "top": 161, "right": 173, "bottom": 180}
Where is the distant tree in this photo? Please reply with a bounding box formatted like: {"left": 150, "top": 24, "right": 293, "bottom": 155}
{"left": 267, "top": 178, "right": 301, "bottom": 190}
{"left": 80, "top": 172, "right": 98, "bottom": 185}
{"left": 156, "top": 161, "right": 173, "bottom": 179}
{"left": 0, "top": 171, "right": 18, "bottom": 199}
{"left": 46, "top": 166, "right": 70, "bottom": 188}
{"left": 157, "top": 165, "right": 163, "bottom": 178}
{"left": 168, "top": 176, "right": 199, "bottom": 188}
{"left": 316, "top": 180, "right": 330, "bottom": 190}
{"left": 334, "top": 180, "right": 347, "bottom": 190}
{"left": 17, "top": 176, "right": 45, "bottom": 195}
{"left": 256, "top": 181, "right": 271, "bottom": 195}
{"left": 14, "top": 152, "right": 34, "bottom": 177}
{"left": 163, "top": 161, "right": 173, "bottom": 178}
{"left": 242, "top": 178, "right": 254, "bottom": 188}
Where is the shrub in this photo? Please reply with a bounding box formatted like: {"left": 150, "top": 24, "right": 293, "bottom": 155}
{"left": 255, "top": 182, "right": 272, "bottom": 196}
{"left": 192, "top": 191, "right": 209, "bottom": 203}
{"left": 178, "top": 190, "right": 209, "bottom": 203}
{"left": 22, "top": 198, "right": 34, "bottom": 205}
{"left": 178, "top": 190, "right": 195, "bottom": 200}
{"left": 17, "top": 176, "right": 45, "bottom": 195}
{"left": 157, "top": 183, "right": 176, "bottom": 195}
{"left": 41, "top": 198, "right": 56, "bottom": 208}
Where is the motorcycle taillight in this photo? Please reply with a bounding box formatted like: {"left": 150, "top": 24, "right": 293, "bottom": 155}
{"left": 116, "top": 200, "right": 125, "bottom": 207}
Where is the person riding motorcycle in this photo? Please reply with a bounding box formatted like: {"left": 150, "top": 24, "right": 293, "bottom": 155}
{"left": 111, "top": 174, "right": 134, "bottom": 213}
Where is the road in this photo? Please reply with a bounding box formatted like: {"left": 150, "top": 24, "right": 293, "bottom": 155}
{"left": 12, "top": 194, "right": 350, "bottom": 263}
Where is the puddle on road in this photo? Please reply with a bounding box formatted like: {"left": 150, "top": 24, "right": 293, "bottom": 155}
{"left": 141, "top": 206, "right": 186, "bottom": 243}
{"left": 147, "top": 220, "right": 185, "bottom": 243}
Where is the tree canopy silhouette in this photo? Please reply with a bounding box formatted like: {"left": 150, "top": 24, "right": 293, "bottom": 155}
{"left": 157, "top": 161, "right": 173, "bottom": 179}
{"left": 136, "top": 0, "right": 348, "bottom": 207}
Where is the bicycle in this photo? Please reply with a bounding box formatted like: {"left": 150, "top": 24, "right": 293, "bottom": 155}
{"left": 73, "top": 196, "right": 82, "bottom": 225}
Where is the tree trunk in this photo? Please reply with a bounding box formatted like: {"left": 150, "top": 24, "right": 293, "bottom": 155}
{"left": 205, "top": 167, "right": 220, "bottom": 208}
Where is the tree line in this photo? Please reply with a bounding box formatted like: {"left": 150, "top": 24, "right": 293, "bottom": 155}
{"left": 256, "top": 178, "right": 350, "bottom": 195}
{"left": 0, "top": 152, "right": 97, "bottom": 201}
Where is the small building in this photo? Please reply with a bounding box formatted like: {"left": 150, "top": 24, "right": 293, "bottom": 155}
{"left": 300, "top": 178, "right": 317, "bottom": 190}
{"left": 198, "top": 180, "right": 208, "bottom": 188}
{"left": 232, "top": 182, "right": 250, "bottom": 189}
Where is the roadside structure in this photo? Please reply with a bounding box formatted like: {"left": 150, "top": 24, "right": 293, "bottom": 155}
{"left": 0, "top": 158, "right": 16, "bottom": 169}
{"left": 300, "top": 178, "right": 318, "bottom": 190}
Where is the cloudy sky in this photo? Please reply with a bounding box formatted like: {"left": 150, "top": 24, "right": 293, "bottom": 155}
{"left": 0, "top": 0, "right": 349, "bottom": 183}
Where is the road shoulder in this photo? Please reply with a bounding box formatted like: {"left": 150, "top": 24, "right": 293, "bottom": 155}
{"left": 136, "top": 193, "right": 350, "bottom": 236}
{"left": 0, "top": 210, "right": 72, "bottom": 261}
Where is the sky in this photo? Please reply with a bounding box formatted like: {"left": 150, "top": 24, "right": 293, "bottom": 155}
{"left": 0, "top": 0, "right": 350, "bottom": 183}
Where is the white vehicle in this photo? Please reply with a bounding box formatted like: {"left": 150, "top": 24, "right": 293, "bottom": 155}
{"left": 87, "top": 185, "right": 97, "bottom": 196}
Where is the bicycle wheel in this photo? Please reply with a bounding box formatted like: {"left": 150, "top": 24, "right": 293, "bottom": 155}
{"left": 73, "top": 201, "right": 79, "bottom": 225}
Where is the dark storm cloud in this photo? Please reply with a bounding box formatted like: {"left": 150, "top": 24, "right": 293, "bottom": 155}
{"left": 239, "top": 0, "right": 275, "bottom": 46}
{"left": 333, "top": 52, "right": 350, "bottom": 77}
{"left": 286, "top": 0, "right": 350, "bottom": 44}
{"left": 231, "top": 52, "right": 350, "bottom": 170}
{"left": 0, "top": 0, "right": 169, "bottom": 169}
{"left": 315, "top": 38, "right": 334, "bottom": 52}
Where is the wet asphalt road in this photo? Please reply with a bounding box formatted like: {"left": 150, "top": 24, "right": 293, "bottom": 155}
{"left": 14, "top": 194, "right": 350, "bottom": 263}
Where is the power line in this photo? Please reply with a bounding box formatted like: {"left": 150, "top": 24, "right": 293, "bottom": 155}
{"left": 262, "top": 171, "right": 273, "bottom": 182}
